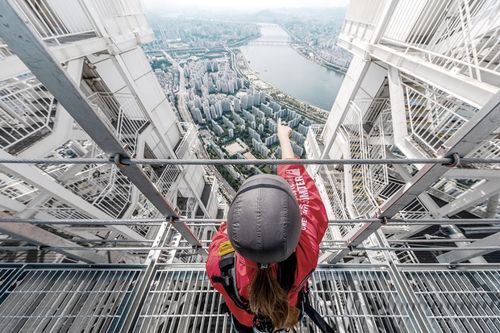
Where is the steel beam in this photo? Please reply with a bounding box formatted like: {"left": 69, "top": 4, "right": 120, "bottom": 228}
{"left": 320, "top": 56, "right": 371, "bottom": 160}
{"left": 486, "top": 194, "right": 499, "bottom": 218}
{"left": 0, "top": 1, "right": 202, "bottom": 251}
{"left": 444, "top": 168, "right": 500, "bottom": 180}
{"left": 0, "top": 150, "right": 147, "bottom": 241}
{"left": 386, "top": 157, "right": 442, "bottom": 240}
{"left": 436, "top": 181, "right": 500, "bottom": 217}
{"left": 330, "top": 91, "right": 500, "bottom": 263}
{"left": 0, "top": 37, "right": 108, "bottom": 81}
{"left": 338, "top": 37, "right": 498, "bottom": 108}
{"left": 319, "top": 220, "right": 382, "bottom": 263}
{"left": 387, "top": 66, "right": 427, "bottom": 163}
{"left": 120, "top": 222, "right": 168, "bottom": 332}
{"left": 380, "top": 91, "right": 500, "bottom": 218}
{"left": 437, "top": 232, "right": 500, "bottom": 264}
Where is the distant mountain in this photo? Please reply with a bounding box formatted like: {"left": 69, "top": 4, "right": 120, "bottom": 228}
{"left": 145, "top": 7, "right": 346, "bottom": 24}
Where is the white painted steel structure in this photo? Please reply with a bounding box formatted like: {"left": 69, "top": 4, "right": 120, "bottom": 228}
{"left": 316, "top": 0, "right": 500, "bottom": 265}
{"left": 0, "top": 0, "right": 217, "bottom": 263}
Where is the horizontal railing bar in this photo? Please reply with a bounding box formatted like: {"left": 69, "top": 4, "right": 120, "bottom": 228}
{"left": 0, "top": 246, "right": 498, "bottom": 252}
{"left": 1, "top": 218, "right": 500, "bottom": 226}
{"left": 0, "top": 238, "right": 155, "bottom": 244}
{"left": 2, "top": 156, "right": 500, "bottom": 166}
{"left": 387, "top": 239, "right": 484, "bottom": 243}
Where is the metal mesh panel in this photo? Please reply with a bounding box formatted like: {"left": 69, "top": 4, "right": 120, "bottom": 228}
{"left": 0, "top": 267, "right": 17, "bottom": 292}
{"left": 133, "top": 269, "right": 231, "bottom": 333}
{"left": 134, "top": 267, "right": 418, "bottom": 333}
{"left": 310, "top": 269, "right": 417, "bottom": 332}
{"left": 0, "top": 266, "right": 143, "bottom": 333}
{"left": 404, "top": 269, "right": 500, "bottom": 333}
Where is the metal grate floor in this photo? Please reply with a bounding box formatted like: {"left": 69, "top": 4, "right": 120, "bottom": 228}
{"left": 404, "top": 270, "right": 500, "bottom": 333}
{"left": 0, "top": 266, "right": 143, "bottom": 333}
{"left": 0, "top": 267, "right": 17, "bottom": 293}
{"left": 133, "top": 269, "right": 231, "bottom": 333}
{"left": 0, "top": 265, "right": 499, "bottom": 332}
{"left": 309, "top": 269, "right": 417, "bottom": 332}
{"left": 134, "top": 266, "right": 417, "bottom": 333}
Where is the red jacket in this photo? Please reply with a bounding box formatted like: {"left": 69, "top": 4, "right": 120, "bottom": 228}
{"left": 206, "top": 164, "right": 328, "bottom": 327}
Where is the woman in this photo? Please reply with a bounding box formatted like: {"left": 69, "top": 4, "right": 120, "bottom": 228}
{"left": 206, "top": 120, "right": 328, "bottom": 332}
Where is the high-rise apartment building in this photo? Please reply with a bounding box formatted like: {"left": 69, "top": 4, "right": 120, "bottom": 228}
{"left": 0, "top": 0, "right": 498, "bottom": 332}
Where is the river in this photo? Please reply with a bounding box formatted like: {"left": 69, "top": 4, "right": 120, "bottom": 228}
{"left": 240, "top": 24, "right": 345, "bottom": 111}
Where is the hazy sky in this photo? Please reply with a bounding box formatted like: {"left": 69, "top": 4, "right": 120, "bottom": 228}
{"left": 143, "top": 0, "right": 349, "bottom": 11}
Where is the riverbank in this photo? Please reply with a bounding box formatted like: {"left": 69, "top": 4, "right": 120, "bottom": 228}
{"left": 290, "top": 42, "right": 348, "bottom": 74}
{"left": 280, "top": 26, "right": 348, "bottom": 74}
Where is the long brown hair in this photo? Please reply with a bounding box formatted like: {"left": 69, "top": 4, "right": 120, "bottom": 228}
{"left": 248, "top": 268, "right": 299, "bottom": 330}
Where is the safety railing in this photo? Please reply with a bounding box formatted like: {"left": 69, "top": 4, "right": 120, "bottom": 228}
{"left": 0, "top": 74, "right": 56, "bottom": 154}
{"left": 467, "top": 137, "right": 500, "bottom": 170}
{"left": 403, "top": 76, "right": 476, "bottom": 157}
{"left": 11, "top": 0, "right": 150, "bottom": 47}
{"left": 393, "top": 198, "right": 430, "bottom": 221}
{"left": 377, "top": 175, "right": 405, "bottom": 202}
{"left": 382, "top": 0, "right": 500, "bottom": 84}
{"left": 304, "top": 124, "right": 323, "bottom": 175}
{"left": 90, "top": 0, "right": 152, "bottom": 39}
{"left": 365, "top": 109, "right": 389, "bottom": 199}
{"left": 177, "top": 196, "right": 197, "bottom": 219}
{"left": 305, "top": 124, "right": 351, "bottom": 223}
{"left": 0, "top": 172, "right": 39, "bottom": 205}
{"left": 320, "top": 168, "right": 348, "bottom": 220}
{"left": 361, "top": 98, "right": 391, "bottom": 130}
{"left": 148, "top": 164, "right": 182, "bottom": 203}
{"left": 341, "top": 0, "right": 388, "bottom": 42}
{"left": 341, "top": 101, "right": 378, "bottom": 217}
{"left": 92, "top": 165, "right": 132, "bottom": 218}
{"left": 429, "top": 178, "right": 478, "bottom": 204}
{"left": 3, "top": 156, "right": 500, "bottom": 264}
{"left": 35, "top": 197, "right": 94, "bottom": 220}
{"left": 58, "top": 146, "right": 134, "bottom": 219}
{"left": 129, "top": 197, "right": 161, "bottom": 237}
{"left": 35, "top": 141, "right": 95, "bottom": 186}
{"left": 13, "top": 0, "right": 98, "bottom": 45}
{"left": 88, "top": 92, "right": 148, "bottom": 156}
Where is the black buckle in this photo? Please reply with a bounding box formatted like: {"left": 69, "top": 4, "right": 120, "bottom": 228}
{"left": 219, "top": 253, "right": 235, "bottom": 271}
